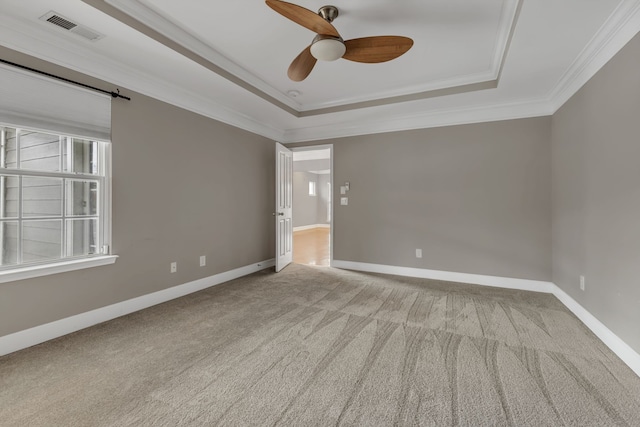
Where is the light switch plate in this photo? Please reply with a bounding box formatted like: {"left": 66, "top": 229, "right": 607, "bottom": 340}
{"left": 341, "top": 197, "right": 348, "bottom": 206}
{"left": 340, "top": 186, "right": 346, "bottom": 195}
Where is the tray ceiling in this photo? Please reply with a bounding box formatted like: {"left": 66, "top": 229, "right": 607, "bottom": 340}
{"left": 1, "top": 0, "right": 639, "bottom": 142}
{"left": 104, "top": 0, "right": 521, "bottom": 114}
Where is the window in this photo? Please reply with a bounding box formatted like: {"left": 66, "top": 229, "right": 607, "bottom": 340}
{"left": 309, "top": 180, "right": 316, "bottom": 196}
{"left": 0, "top": 126, "right": 110, "bottom": 270}
{"left": 0, "top": 63, "right": 114, "bottom": 281}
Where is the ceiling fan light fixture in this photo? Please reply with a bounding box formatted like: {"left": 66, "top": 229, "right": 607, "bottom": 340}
{"left": 310, "top": 36, "right": 346, "bottom": 61}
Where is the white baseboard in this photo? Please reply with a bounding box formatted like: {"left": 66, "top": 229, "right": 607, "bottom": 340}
{"left": 4, "top": 257, "right": 639, "bottom": 378}
{"left": 333, "top": 259, "right": 640, "bottom": 377}
{"left": 332, "top": 260, "right": 555, "bottom": 293}
{"left": 0, "top": 258, "right": 275, "bottom": 357}
{"left": 293, "top": 223, "right": 330, "bottom": 232}
{"left": 552, "top": 286, "right": 640, "bottom": 377}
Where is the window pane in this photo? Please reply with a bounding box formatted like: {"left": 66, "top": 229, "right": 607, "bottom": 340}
{"left": 22, "top": 220, "right": 62, "bottom": 263}
{"left": 66, "top": 219, "right": 98, "bottom": 257}
{"left": 0, "top": 221, "right": 18, "bottom": 266}
{"left": 19, "top": 130, "right": 61, "bottom": 172}
{"left": 22, "top": 177, "right": 63, "bottom": 217}
{"left": 0, "top": 175, "right": 19, "bottom": 218}
{"left": 66, "top": 180, "right": 98, "bottom": 216}
{"left": 2, "top": 127, "right": 18, "bottom": 169}
{"left": 63, "top": 139, "right": 98, "bottom": 175}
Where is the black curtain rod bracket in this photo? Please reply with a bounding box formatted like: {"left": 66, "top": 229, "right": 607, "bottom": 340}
{"left": 0, "top": 58, "right": 131, "bottom": 101}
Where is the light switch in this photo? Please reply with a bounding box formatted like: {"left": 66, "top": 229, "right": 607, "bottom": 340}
{"left": 340, "top": 186, "right": 346, "bottom": 195}
{"left": 340, "top": 197, "right": 348, "bottom": 206}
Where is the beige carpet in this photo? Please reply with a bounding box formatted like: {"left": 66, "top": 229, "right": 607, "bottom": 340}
{"left": 1, "top": 264, "right": 639, "bottom": 426}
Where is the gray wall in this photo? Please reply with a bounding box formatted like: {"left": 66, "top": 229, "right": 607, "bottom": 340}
{"left": 293, "top": 171, "right": 319, "bottom": 227}
{"left": 293, "top": 117, "right": 552, "bottom": 282}
{"left": 552, "top": 33, "right": 640, "bottom": 353}
{"left": 316, "top": 174, "right": 331, "bottom": 225}
{"left": 0, "top": 46, "right": 275, "bottom": 337}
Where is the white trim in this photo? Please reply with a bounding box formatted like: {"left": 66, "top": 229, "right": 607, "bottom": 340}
{"left": 552, "top": 286, "right": 640, "bottom": 377}
{"left": 0, "top": 258, "right": 275, "bottom": 356}
{"left": 548, "top": 0, "right": 640, "bottom": 112}
{"left": 0, "top": 255, "right": 118, "bottom": 284}
{"left": 332, "top": 259, "right": 640, "bottom": 377}
{"left": 490, "top": 0, "right": 522, "bottom": 77}
{"left": 332, "top": 260, "right": 554, "bottom": 292}
{"left": 282, "top": 99, "right": 553, "bottom": 143}
{"left": 293, "top": 224, "right": 331, "bottom": 232}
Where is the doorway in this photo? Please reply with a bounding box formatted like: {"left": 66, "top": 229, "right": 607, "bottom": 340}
{"left": 291, "top": 146, "right": 333, "bottom": 267}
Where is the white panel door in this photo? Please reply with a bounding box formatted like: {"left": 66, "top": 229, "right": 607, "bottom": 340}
{"left": 275, "top": 142, "right": 293, "bottom": 272}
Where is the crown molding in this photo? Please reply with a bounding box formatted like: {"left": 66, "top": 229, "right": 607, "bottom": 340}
{"left": 298, "top": 73, "right": 497, "bottom": 113}
{"left": 490, "top": 0, "right": 522, "bottom": 79}
{"left": 105, "top": 0, "right": 301, "bottom": 112}
{"left": 0, "top": 13, "right": 284, "bottom": 141}
{"left": 282, "top": 98, "right": 553, "bottom": 143}
{"left": 547, "top": 0, "right": 640, "bottom": 112}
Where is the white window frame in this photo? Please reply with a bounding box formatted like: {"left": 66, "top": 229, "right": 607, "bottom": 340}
{"left": 308, "top": 180, "right": 317, "bottom": 196}
{"left": 0, "top": 125, "right": 116, "bottom": 283}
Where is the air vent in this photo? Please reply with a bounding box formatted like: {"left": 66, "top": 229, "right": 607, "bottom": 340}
{"left": 39, "top": 11, "right": 104, "bottom": 42}
{"left": 47, "top": 14, "right": 77, "bottom": 30}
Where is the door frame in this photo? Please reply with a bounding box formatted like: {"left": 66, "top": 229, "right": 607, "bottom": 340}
{"left": 290, "top": 144, "right": 334, "bottom": 267}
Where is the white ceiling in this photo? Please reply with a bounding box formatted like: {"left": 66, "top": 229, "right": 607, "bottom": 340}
{"left": 1, "top": 0, "right": 640, "bottom": 143}
{"left": 111, "top": 0, "right": 517, "bottom": 112}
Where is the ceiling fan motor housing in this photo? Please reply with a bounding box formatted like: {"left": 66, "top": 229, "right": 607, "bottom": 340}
{"left": 310, "top": 35, "right": 346, "bottom": 61}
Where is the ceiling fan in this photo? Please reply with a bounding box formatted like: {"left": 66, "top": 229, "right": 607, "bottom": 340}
{"left": 265, "top": 0, "right": 414, "bottom": 82}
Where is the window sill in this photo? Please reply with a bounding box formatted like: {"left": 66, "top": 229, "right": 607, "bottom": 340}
{"left": 0, "top": 255, "right": 118, "bottom": 284}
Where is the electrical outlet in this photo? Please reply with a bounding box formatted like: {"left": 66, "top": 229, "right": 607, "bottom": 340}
{"left": 416, "top": 248, "right": 422, "bottom": 258}
{"left": 580, "top": 275, "right": 585, "bottom": 291}
{"left": 200, "top": 255, "right": 206, "bottom": 267}
{"left": 170, "top": 262, "right": 177, "bottom": 273}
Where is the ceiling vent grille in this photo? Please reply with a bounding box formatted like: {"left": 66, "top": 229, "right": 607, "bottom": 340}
{"left": 39, "top": 11, "right": 104, "bottom": 41}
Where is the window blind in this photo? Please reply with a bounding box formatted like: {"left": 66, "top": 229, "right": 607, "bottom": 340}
{"left": 0, "top": 63, "right": 111, "bottom": 141}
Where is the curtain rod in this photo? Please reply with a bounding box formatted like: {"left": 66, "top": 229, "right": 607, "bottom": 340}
{"left": 0, "top": 58, "right": 131, "bottom": 101}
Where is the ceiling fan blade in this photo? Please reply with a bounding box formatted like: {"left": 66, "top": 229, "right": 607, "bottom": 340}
{"left": 288, "top": 46, "right": 317, "bottom": 81}
{"left": 265, "top": 0, "right": 340, "bottom": 37}
{"left": 343, "top": 36, "right": 414, "bottom": 63}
